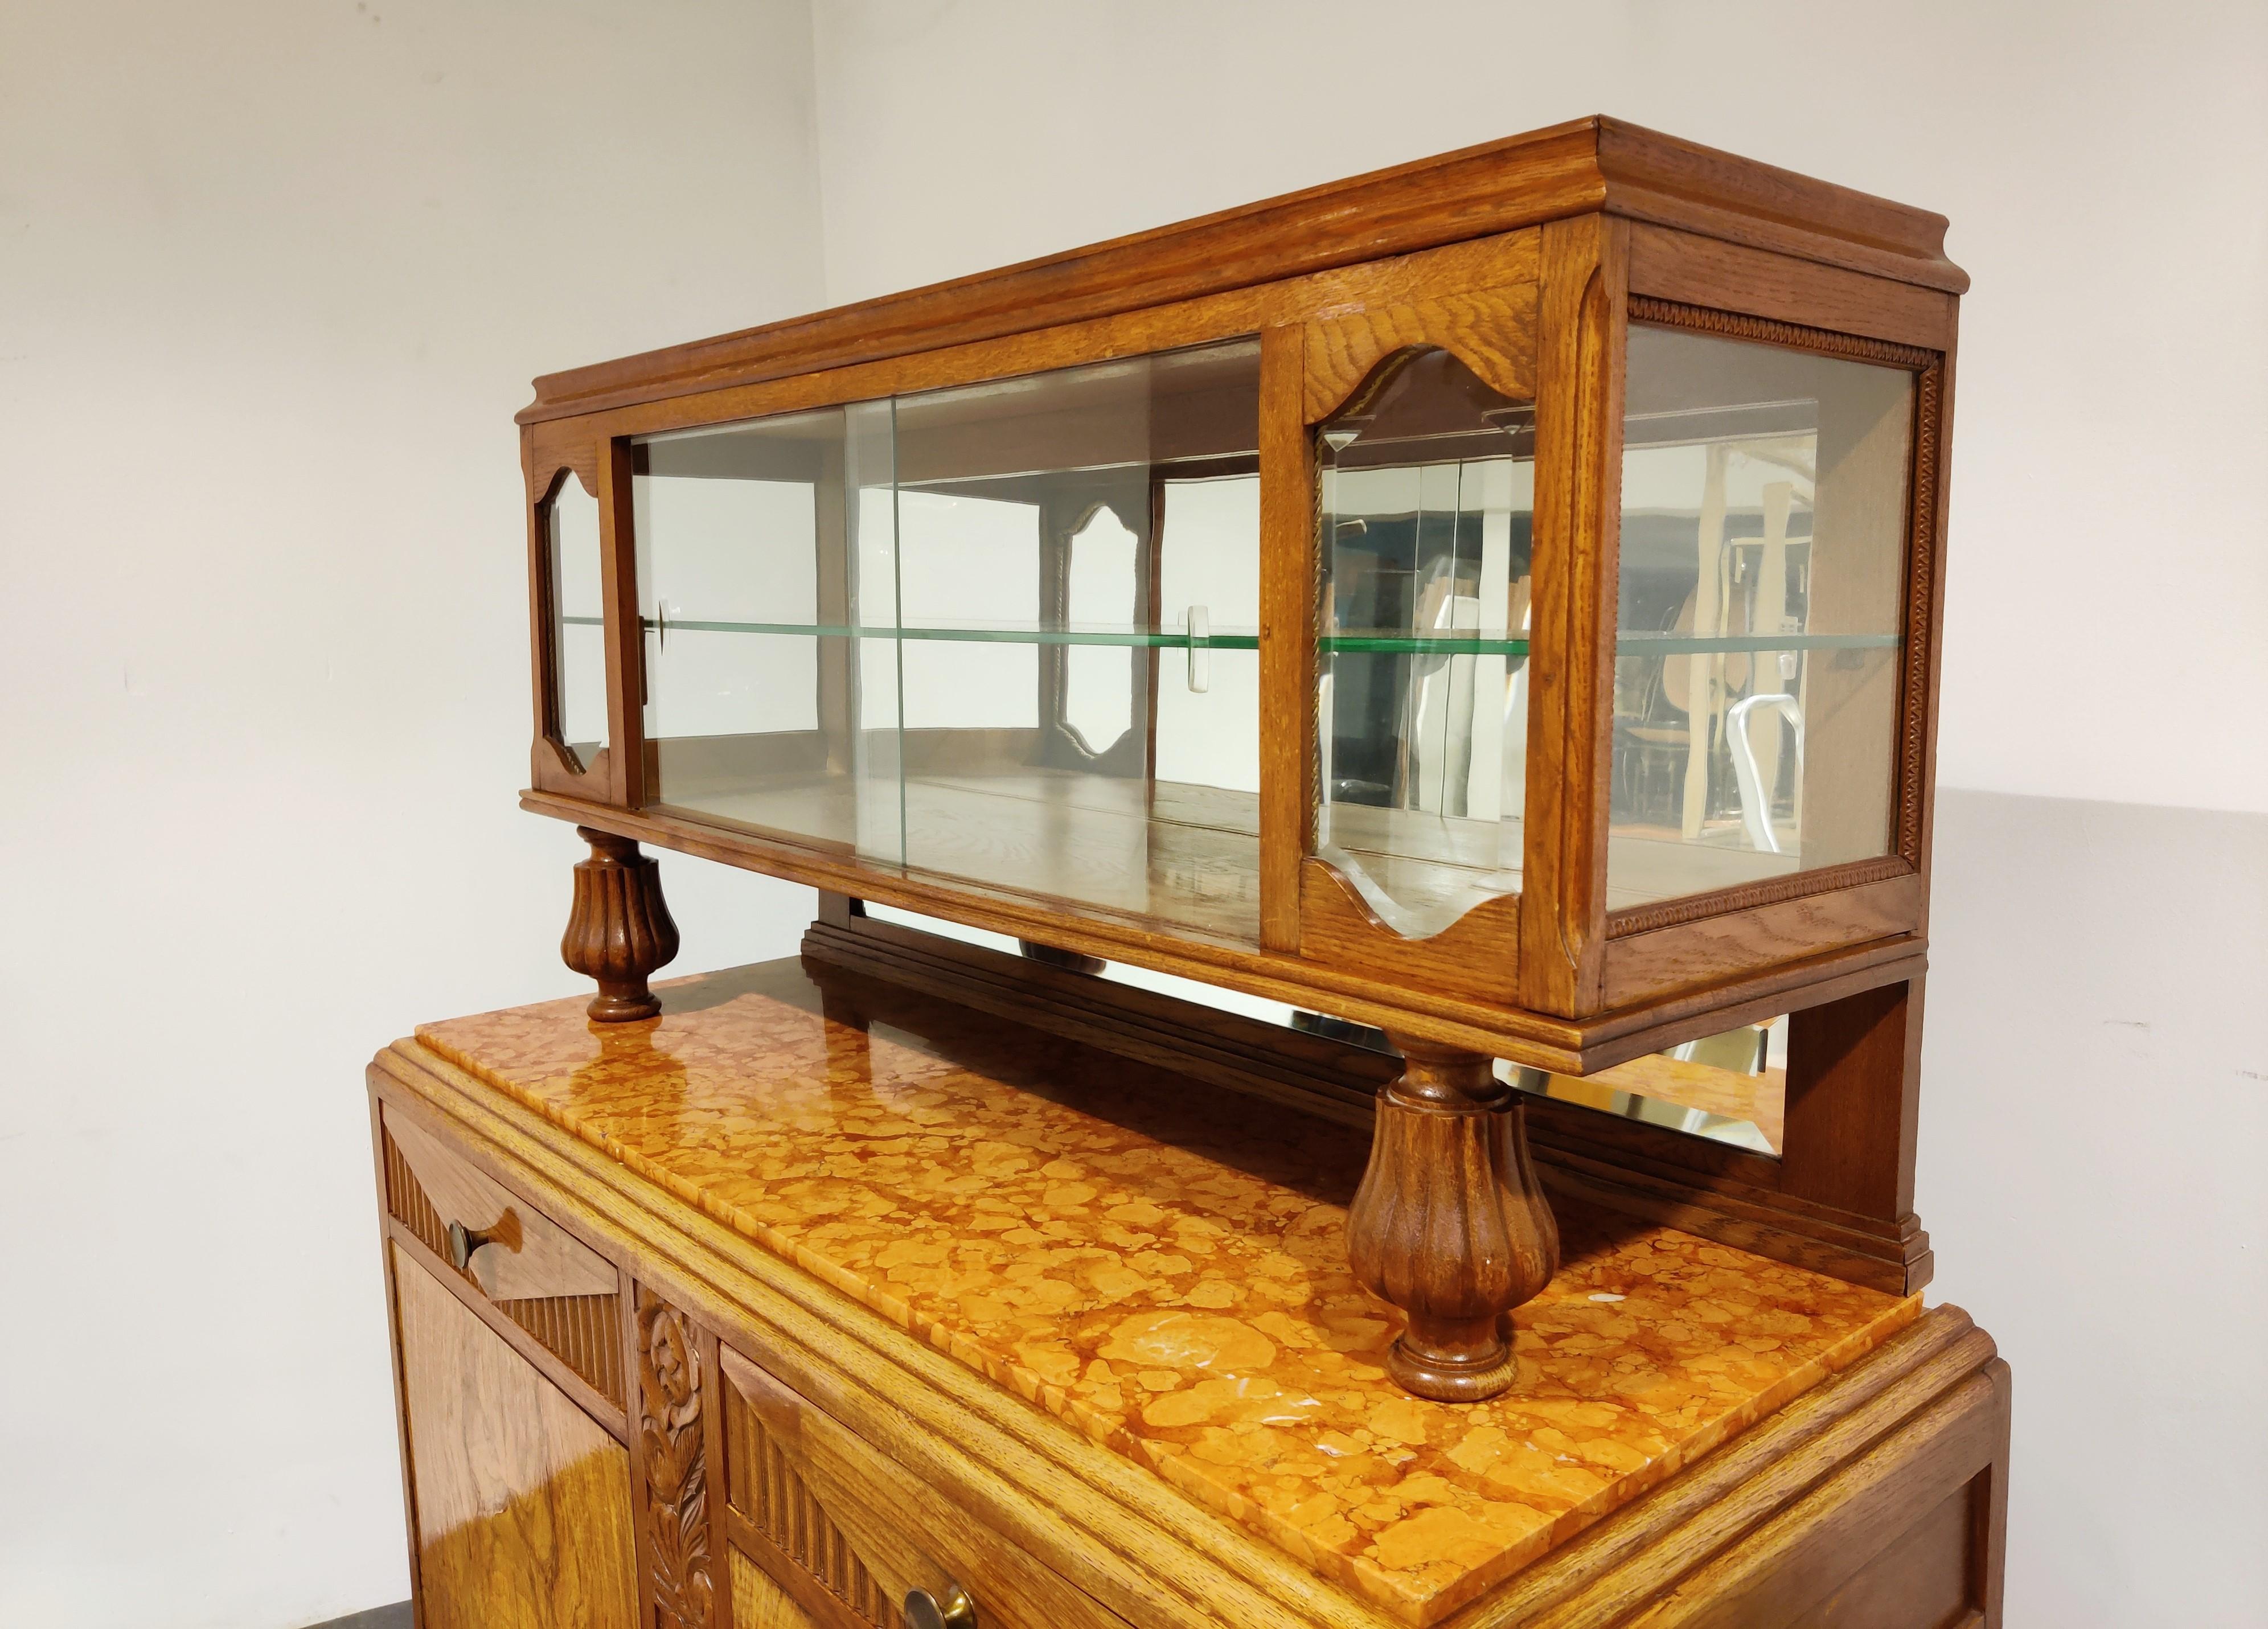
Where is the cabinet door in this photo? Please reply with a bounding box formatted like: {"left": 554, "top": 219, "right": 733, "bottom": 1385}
{"left": 393, "top": 1244, "right": 639, "bottom": 1629}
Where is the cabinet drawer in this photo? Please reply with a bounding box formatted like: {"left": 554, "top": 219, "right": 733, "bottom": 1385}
{"left": 381, "top": 1103, "right": 624, "bottom": 1405}
{"left": 717, "top": 1340, "right": 1124, "bottom": 1629}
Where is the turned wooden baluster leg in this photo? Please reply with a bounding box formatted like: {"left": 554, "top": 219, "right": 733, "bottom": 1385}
{"left": 1348, "top": 1039, "right": 1560, "bottom": 1402}
{"left": 561, "top": 827, "right": 680, "bottom": 1022}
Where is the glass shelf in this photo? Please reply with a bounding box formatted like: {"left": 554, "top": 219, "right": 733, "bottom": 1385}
{"left": 626, "top": 615, "right": 1264, "bottom": 651}
{"left": 572, "top": 612, "right": 1900, "bottom": 664}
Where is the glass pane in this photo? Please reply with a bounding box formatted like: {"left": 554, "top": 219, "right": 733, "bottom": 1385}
{"left": 1508, "top": 1014, "right": 1785, "bottom": 1155}
{"left": 888, "top": 340, "right": 1264, "bottom": 943}
{"left": 1610, "top": 326, "right": 1913, "bottom": 910}
{"left": 546, "top": 473, "right": 608, "bottom": 768}
{"left": 631, "top": 402, "right": 900, "bottom": 857}
{"left": 1315, "top": 348, "right": 1535, "bottom": 938}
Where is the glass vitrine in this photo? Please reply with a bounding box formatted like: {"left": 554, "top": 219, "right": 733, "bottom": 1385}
{"left": 519, "top": 124, "right": 1952, "bottom": 1058}
{"left": 519, "top": 120, "right": 1963, "bottom": 1405}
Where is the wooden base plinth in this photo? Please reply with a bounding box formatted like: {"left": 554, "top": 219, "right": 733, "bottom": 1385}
{"left": 1347, "top": 1040, "right": 1560, "bottom": 1402}
{"left": 561, "top": 828, "right": 680, "bottom": 1023}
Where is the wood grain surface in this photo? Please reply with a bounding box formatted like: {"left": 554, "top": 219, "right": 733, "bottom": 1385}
{"left": 393, "top": 1244, "right": 638, "bottom": 1629}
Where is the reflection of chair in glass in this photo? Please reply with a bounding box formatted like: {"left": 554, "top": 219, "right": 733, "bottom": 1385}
{"left": 1611, "top": 589, "right": 1696, "bottom": 828}
{"left": 1404, "top": 579, "right": 1530, "bottom": 834}
{"left": 1728, "top": 691, "right": 1804, "bottom": 854}
{"left": 1404, "top": 575, "right": 1480, "bottom": 815}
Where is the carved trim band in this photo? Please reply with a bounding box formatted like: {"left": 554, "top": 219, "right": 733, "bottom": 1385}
{"left": 1625, "top": 295, "right": 1938, "bottom": 371}
{"left": 1895, "top": 362, "right": 1945, "bottom": 865}
{"left": 1606, "top": 855, "right": 1914, "bottom": 939}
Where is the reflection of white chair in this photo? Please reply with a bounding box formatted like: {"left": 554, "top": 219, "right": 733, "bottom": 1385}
{"left": 1408, "top": 587, "right": 1480, "bottom": 814}
{"left": 1728, "top": 692, "right": 1803, "bottom": 853}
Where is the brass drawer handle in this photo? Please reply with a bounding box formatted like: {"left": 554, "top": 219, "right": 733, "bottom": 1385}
{"left": 445, "top": 1219, "right": 487, "bottom": 1272}
{"left": 445, "top": 1210, "right": 522, "bottom": 1273}
{"left": 903, "top": 1583, "right": 977, "bottom": 1629}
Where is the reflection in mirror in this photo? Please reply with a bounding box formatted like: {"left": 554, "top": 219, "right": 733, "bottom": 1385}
{"left": 1506, "top": 1015, "right": 1784, "bottom": 1154}
{"left": 1315, "top": 347, "right": 1536, "bottom": 938}
{"left": 1610, "top": 325, "right": 1914, "bottom": 910}
{"left": 546, "top": 472, "right": 608, "bottom": 769}
{"left": 856, "top": 900, "right": 1781, "bottom": 1152}
{"left": 863, "top": 901, "right": 1300, "bottom": 1027}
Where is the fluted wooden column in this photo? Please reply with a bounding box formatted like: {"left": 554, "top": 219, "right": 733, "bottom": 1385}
{"left": 1347, "top": 1039, "right": 1560, "bottom": 1402}
{"left": 561, "top": 828, "right": 680, "bottom": 1022}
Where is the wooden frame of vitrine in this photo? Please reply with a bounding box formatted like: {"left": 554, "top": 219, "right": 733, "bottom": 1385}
{"left": 514, "top": 116, "right": 1964, "bottom": 1394}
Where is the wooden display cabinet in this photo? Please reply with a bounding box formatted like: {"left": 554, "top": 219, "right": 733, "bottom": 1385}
{"left": 514, "top": 115, "right": 1962, "bottom": 1411}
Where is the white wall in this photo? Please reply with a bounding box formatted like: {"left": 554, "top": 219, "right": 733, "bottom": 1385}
{"left": 812, "top": 0, "right": 2268, "bottom": 816}
{"left": 0, "top": 5, "right": 824, "bottom": 1626}
{"left": 1922, "top": 790, "right": 2267, "bottom": 1625}
{"left": 810, "top": 4, "right": 2268, "bottom": 1624}
{"left": 6, "top": 4, "right": 2263, "bottom": 1626}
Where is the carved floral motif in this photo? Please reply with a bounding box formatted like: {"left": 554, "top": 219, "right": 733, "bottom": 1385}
{"left": 637, "top": 1290, "right": 712, "bottom": 1629}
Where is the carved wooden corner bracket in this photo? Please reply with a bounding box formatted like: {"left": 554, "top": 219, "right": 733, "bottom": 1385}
{"left": 1347, "top": 1041, "right": 1560, "bottom": 1402}
{"left": 636, "top": 1289, "right": 714, "bottom": 1629}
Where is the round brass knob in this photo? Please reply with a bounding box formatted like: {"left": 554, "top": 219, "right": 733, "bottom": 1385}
{"left": 903, "top": 1582, "right": 977, "bottom": 1629}
{"left": 445, "top": 1220, "right": 493, "bottom": 1273}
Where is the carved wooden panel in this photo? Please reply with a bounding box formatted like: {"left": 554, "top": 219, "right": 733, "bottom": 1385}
{"left": 720, "top": 1361, "right": 892, "bottom": 1627}
{"left": 393, "top": 1244, "right": 638, "bottom": 1629}
{"left": 637, "top": 1288, "right": 716, "bottom": 1629}
{"left": 1302, "top": 280, "right": 1540, "bottom": 422}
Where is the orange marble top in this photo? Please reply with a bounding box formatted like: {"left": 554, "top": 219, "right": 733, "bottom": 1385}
{"left": 416, "top": 959, "right": 1918, "bottom": 1623}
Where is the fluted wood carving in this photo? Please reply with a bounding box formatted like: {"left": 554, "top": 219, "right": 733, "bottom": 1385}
{"left": 728, "top": 1379, "right": 892, "bottom": 1626}
{"left": 636, "top": 1289, "right": 712, "bottom": 1629}
{"left": 1347, "top": 1040, "right": 1559, "bottom": 1402}
{"left": 563, "top": 827, "right": 680, "bottom": 1023}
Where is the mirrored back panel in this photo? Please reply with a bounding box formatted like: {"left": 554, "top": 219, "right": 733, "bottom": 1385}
{"left": 632, "top": 339, "right": 1264, "bottom": 943}
{"left": 1610, "top": 325, "right": 1915, "bottom": 911}
{"left": 1510, "top": 1014, "right": 1786, "bottom": 1156}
